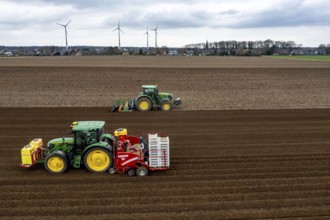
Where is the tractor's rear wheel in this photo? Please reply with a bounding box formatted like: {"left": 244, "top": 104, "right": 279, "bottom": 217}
{"left": 160, "top": 100, "right": 173, "bottom": 111}
{"left": 136, "top": 166, "right": 148, "bottom": 177}
{"left": 84, "top": 147, "right": 112, "bottom": 173}
{"left": 136, "top": 98, "right": 152, "bottom": 112}
{"left": 44, "top": 152, "right": 68, "bottom": 174}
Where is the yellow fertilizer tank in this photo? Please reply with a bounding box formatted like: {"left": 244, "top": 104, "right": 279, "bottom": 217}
{"left": 21, "top": 138, "right": 43, "bottom": 167}
{"left": 114, "top": 128, "right": 127, "bottom": 137}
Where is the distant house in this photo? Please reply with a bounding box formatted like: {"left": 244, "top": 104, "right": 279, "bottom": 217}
{"left": 290, "top": 49, "right": 304, "bottom": 55}
{"left": 290, "top": 47, "right": 326, "bottom": 56}
{"left": 5, "top": 52, "right": 13, "bottom": 57}
{"left": 274, "top": 48, "right": 290, "bottom": 55}
{"left": 186, "top": 49, "right": 194, "bottom": 56}
{"left": 169, "top": 50, "right": 178, "bottom": 56}
{"left": 122, "top": 51, "right": 129, "bottom": 55}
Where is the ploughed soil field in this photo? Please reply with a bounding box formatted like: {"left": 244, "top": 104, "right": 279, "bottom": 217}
{"left": 1, "top": 66, "right": 330, "bottom": 110}
{"left": 1, "top": 108, "right": 330, "bottom": 219}
{"left": 1, "top": 57, "right": 330, "bottom": 219}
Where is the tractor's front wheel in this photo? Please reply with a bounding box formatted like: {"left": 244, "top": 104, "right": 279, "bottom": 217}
{"left": 44, "top": 152, "right": 68, "bottom": 174}
{"left": 136, "top": 98, "right": 152, "bottom": 112}
{"left": 84, "top": 147, "right": 112, "bottom": 173}
{"left": 160, "top": 100, "right": 173, "bottom": 111}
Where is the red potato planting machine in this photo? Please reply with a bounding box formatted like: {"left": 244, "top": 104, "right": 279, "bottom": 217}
{"left": 111, "top": 128, "right": 170, "bottom": 176}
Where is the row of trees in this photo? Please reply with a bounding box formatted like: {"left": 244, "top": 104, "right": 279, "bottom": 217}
{"left": 318, "top": 44, "right": 330, "bottom": 54}
{"left": 185, "top": 39, "right": 299, "bottom": 50}
{"left": 3, "top": 39, "right": 330, "bottom": 56}
{"left": 183, "top": 40, "right": 330, "bottom": 56}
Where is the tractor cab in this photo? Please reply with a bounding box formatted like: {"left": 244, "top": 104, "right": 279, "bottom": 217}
{"left": 142, "top": 85, "right": 158, "bottom": 97}
{"left": 71, "top": 121, "right": 105, "bottom": 151}
{"left": 70, "top": 120, "right": 114, "bottom": 150}
{"left": 74, "top": 131, "right": 94, "bottom": 150}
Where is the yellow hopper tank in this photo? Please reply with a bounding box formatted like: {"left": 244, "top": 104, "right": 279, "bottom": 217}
{"left": 20, "top": 138, "right": 44, "bottom": 168}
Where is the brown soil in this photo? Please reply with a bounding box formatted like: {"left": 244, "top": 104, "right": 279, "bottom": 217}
{"left": 1, "top": 66, "right": 330, "bottom": 109}
{"left": 1, "top": 56, "right": 329, "bottom": 219}
{"left": 0, "top": 108, "right": 330, "bottom": 219}
{"left": 1, "top": 56, "right": 330, "bottom": 68}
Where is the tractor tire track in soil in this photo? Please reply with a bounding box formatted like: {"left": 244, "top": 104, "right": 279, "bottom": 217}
{"left": 0, "top": 108, "right": 329, "bottom": 219}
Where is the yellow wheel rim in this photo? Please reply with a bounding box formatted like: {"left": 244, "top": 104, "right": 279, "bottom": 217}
{"left": 47, "top": 156, "right": 65, "bottom": 173}
{"left": 139, "top": 101, "right": 149, "bottom": 110}
{"left": 163, "top": 103, "right": 171, "bottom": 111}
{"left": 86, "top": 150, "right": 110, "bottom": 172}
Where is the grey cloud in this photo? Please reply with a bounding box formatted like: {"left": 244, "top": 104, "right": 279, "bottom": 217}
{"left": 226, "top": 0, "right": 330, "bottom": 28}
{"left": 218, "top": 9, "right": 239, "bottom": 15}
{"left": 3, "top": 0, "right": 330, "bottom": 31}
{"left": 102, "top": 8, "right": 204, "bottom": 30}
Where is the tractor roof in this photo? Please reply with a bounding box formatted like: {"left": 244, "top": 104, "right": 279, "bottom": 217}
{"left": 71, "top": 121, "right": 105, "bottom": 131}
{"left": 142, "top": 85, "right": 158, "bottom": 89}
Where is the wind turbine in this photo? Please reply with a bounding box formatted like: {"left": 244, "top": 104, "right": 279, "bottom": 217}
{"left": 152, "top": 24, "right": 158, "bottom": 48}
{"left": 56, "top": 20, "right": 71, "bottom": 50}
{"left": 144, "top": 27, "right": 150, "bottom": 52}
{"left": 113, "top": 21, "right": 124, "bottom": 49}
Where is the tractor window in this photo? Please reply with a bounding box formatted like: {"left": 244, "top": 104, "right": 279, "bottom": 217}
{"left": 86, "top": 131, "right": 98, "bottom": 145}
{"left": 98, "top": 128, "right": 104, "bottom": 139}
{"left": 144, "top": 88, "right": 154, "bottom": 95}
{"left": 75, "top": 132, "right": 86, "bottom": 149}
{"left": 75, "top": 131, "right": 98, "bottom": 147}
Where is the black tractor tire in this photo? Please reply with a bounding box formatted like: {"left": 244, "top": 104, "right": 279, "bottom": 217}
{"left": 127, "top": 168, "right": 136, "bottom": 176}
{"left": 84, "top": 147, "right": 113, "bottom": 173}
{"left": 44, "top": 151, "right": 68, "bottom": 174}
{"left": 136, "top": 166, "right": 148, "bottom": 177}
{"left": 160, "top": 100, "right": 173, "bottom": 111}
{"left": 136, "top": 97, "right": 152, "bottom": 112}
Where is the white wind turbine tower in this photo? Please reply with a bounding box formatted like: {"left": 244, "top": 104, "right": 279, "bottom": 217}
{"left": 152, "top": 24, "right": 158, "bottom": 48}
{"left": 144, "top": 27, "right": 150, "bottom": 52}
{"left": 113, "top": 21, "right": 124, "bottom": 49}
{"left": 56, "top": 20, "right": 71, "bottom": 50}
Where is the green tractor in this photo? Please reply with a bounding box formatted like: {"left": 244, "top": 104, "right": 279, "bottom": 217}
{"left": 20, "top": 121, "right": 115, "bottom": 173}
{"left": 112, "top": 85, "right": 181, "bottom": 112}
{"left": 136, "top": 85, "right": 181, "bottom": 111}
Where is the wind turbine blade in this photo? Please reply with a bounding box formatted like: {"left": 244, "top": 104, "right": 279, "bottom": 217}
{"left": 152, "top": 26, "right": 158, "bottom": 31}
{"left": 56, "top": 23, "right": 65, "bottom": 27}
{"left": 113, "top": 28, "right": 118, "bottom": 32}
{"left": 65, "top": 20, "right": 71, "bottom": 26}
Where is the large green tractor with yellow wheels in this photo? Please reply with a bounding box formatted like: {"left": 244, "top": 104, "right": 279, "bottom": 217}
{"left": 20, "top": 121, "right": 114, "bottom": 173}
{"left": 136, "top": 85, "right": 181, "bottom": 112}
{"left": 111, "top": 85, "right": 181, "bottom": 112}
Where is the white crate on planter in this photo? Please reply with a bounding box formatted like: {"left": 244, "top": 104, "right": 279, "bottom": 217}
{"left": 148, "top": 134, "right": 170, "bottom": 168}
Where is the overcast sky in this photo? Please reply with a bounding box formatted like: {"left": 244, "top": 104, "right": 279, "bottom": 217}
{"left": 0, "top": 0, "right": 329, "bottom": 47}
